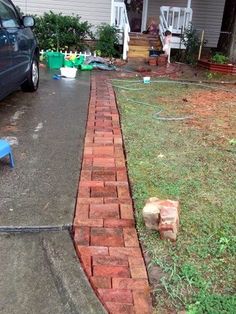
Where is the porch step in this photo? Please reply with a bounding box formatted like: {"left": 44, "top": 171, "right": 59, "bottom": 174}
{"left": 128, "top": 32, "right": 162, "bottom": 59}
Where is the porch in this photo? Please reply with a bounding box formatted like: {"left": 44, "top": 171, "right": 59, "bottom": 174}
{"left": 111, "top": 0, "right": 193, "bottom": 59}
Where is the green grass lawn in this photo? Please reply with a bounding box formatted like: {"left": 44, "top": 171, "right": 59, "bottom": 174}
{"left": 114, "top": 79, "right": 236, "bottom": 313}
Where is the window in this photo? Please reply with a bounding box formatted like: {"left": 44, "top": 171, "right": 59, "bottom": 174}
{"left": 0, "top": 0, "right": 20, "bottom": 28}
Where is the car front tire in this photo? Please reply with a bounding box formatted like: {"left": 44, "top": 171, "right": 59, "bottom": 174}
{"left": 21, "top": 55, "right": 39, "bottom": 92}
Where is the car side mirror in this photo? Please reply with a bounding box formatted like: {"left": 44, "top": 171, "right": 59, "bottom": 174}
{"left": 22, "top": 16, "right": 35, "bottom": 28}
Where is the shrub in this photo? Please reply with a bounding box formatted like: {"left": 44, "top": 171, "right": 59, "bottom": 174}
{"left": 211, "top": 53, "right": 229, "bottom": 64}
{"left": 95, "top": 24, "right": 120, "bottom": 58}
{"left": 34, "top": 11, "right": 93, "bottom": 51}
{"left": 181, "top": 25, "right": 201, "bottom": 64}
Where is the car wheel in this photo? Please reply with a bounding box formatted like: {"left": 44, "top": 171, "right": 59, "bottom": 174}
{"left": 21, "top": 56, "right": 39, "bottom": 92}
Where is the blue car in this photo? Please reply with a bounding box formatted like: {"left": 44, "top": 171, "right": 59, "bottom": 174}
{"left": 0, "top": 0, "right": 39, "bottom": 100}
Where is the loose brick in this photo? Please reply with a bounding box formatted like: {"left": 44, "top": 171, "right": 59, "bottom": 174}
{"left": 90, "top": 227, "right": 124, "bottom": 247}
{"left": 128, "top": 257, "right": 148, "bottom": 279}
{"left": 93, "top": 255, "right": 128, "bottom": 266}
{"left": 74, "top": 227, "right": 90, "bottom": 246}
{"left": 90, "top": 276, "right": 111, "bottom": 289}
{"left": 93, "top": 265, "right": 130, "bottom": 278}
{"left": 105, "top": 302, "right": 135, "bottom": 314}
{"left": 120, "top": 204, "right": 134, "bottom": 219}
{"left": 104, "top": 219, "right": 134, "bottom": 228}
{"left": 123, "top": 228, "right": 139, "bottom": 247}
{"left": 112, "top": 278, "right": 149, "bottom": 290}
{"left": 90, "top": 203, "right": 119, "bottom": 219}
{"left": 98, "top": 289, "right": 133, "bottom": 304}
{"left": 133, "top": 290, "right": 152, "bottom": 313}
{"left": 91, "top": 186, "right": 117, "bottom": 198}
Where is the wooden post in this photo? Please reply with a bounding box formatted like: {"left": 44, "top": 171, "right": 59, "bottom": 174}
{"left": 198, "top": 30, "right": 205, "bottom": 60}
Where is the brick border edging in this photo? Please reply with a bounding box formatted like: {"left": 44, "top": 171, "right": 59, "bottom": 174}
{"left": 73, "top": 73, "right": 152, "bottom": 314}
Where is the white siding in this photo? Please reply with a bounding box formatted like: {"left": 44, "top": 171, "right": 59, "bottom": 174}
{"left": 147, "top": 0, "right": 226, "bottom": 47}
{"left": 14, "top": 0, "right": 112, "bottom": 29}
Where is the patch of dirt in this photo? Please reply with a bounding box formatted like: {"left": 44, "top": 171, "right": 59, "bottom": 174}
{"left": 184, "top": 89, "right": 236, "bottom": 139}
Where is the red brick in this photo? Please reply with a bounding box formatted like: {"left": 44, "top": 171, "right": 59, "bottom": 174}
{"left": 91, "top": 186, "right": 117, "bottom": 198}
{"left": 109, "top": 247, "right": 142, "bottom": 258}
{"left": 90, "top": 276, "right": 111, "bottom": 289}
{"left": 112, "top": 278, "right": 149, "bottom": 290}
{"left": 90, "top": 204, "right": 119, "bottom": 219}
{"left": 133, "top": 290, "right": 152, "bottom": 314}
{"left": 93, "top": 255, "right": 128, "bottom": 266}
{"left": 78, "top": 187, "right": 90, "bottom": 197}
{"left": 74, "top": 218, "right": 103, "bottom": 227}
{"left": 120, "top": 204, "right": 134, "bottom": 219}
{"left": 105, "top": 181, "right": 128, "bottom": 187}
{"left": 123, "top": 228, "right": 139, "bottom": 247}
{"left": 90, "top": 227, "right": 124, "bottom": 247}
{"left": 104, "top": 198, "right": 132, "bottom": 204}
{"left": 80, "top": 170, "right": 92, "bottom": 181}
{"left": 93, "top": 146, "right": 114, "bottom": 156}
{"left": 80, "top": 254, "right": 92, "bottom": 276}
{"left": 77, "top": 245, "right": 108, "bottom": 256}
{"left": 93, "top": 265, "right": 130, "bottom": 278}
{"left": 93, "top": 158, "right": 115, "bottom": 167}
{"left": 116, "top": 170, "right": 128, "bottom": 181}
{"left": 92, "top": 170, "right": 116, "bottom": 181}
{"left": 74, "top": 227, "right": 90, "bottom": 246}
{"left": 105, "top": 302, "right": 135, "bottom": 314}
{"left": 80, "top": 181, "right": 104, "bottom": 187}
{"left": 104, "top": 219, "right": 134, "bottom": 228}
{"left": 128, "top": 257, "right": 148, "bottom": 279}
{"left": 97, "top": 289, "right": 133, "bottom": 304}
{"left": 74, "top": 204, "right": 89, "bottom": 219}
{"left": 77, "top": 197, "right": 103, "bottom": 204}
{"left": 117, "top": 186, "right": 131, "bottom": 198}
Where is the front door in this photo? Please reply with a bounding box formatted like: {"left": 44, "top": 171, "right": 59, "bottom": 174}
{"left": 125, "top": 0, "right": 144, "bottom": 32}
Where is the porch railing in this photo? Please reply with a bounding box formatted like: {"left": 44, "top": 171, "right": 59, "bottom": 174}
{"left": 112, "top": 0, "right": 130, "bottom": 60}
{"left": 159, "top": 6, "right": 192, "bottom": 49}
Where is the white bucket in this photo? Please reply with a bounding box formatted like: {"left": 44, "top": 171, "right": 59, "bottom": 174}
{"left": 143, "top": 76, "right": 150, "bottom": 84}
{"left": 60, "top": 67, "right": 77, "bottom": 78}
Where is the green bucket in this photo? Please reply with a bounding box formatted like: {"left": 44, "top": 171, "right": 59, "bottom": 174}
{"left": 46, "top": 52, "right": 64, "bottom": 69}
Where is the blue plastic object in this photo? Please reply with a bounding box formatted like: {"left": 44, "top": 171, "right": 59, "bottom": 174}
{"left": 0, "top": 139, "right": 15, "bottom": 168}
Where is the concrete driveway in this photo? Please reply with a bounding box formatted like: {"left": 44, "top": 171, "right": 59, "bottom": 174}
{"left": 0, "top": 69, "right": 106, "bottom": 314}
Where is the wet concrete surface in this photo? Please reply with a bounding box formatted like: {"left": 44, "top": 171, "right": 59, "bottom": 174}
{"left": 0, "top": 69, "right": 106, "bottom": 313}
{"left": 0, "top": 69, "right": 89, "bottom": 228}
{"left": 0, "top": 231, "right": 106, "bottom": 314}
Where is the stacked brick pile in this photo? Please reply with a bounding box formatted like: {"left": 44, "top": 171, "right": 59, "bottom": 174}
{"left": 73, "top": 74, "right": 152, "bottom": 314}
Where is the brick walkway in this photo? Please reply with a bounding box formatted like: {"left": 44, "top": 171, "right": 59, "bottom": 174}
{"left": 73, "top": 74, "right": 152, "bottom": 314}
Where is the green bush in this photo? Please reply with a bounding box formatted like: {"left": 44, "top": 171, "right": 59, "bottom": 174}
{"left": 211, "top": 53, "right": 229, "bottom": 64}
{"left": 34, "top": 11, "right": 93, "bottom": 51}
{"left": 181, "top": 25, "right": 201, "bottom": 64}
{"left": 95, "top": 24, "right": 120, "bottom": 58}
